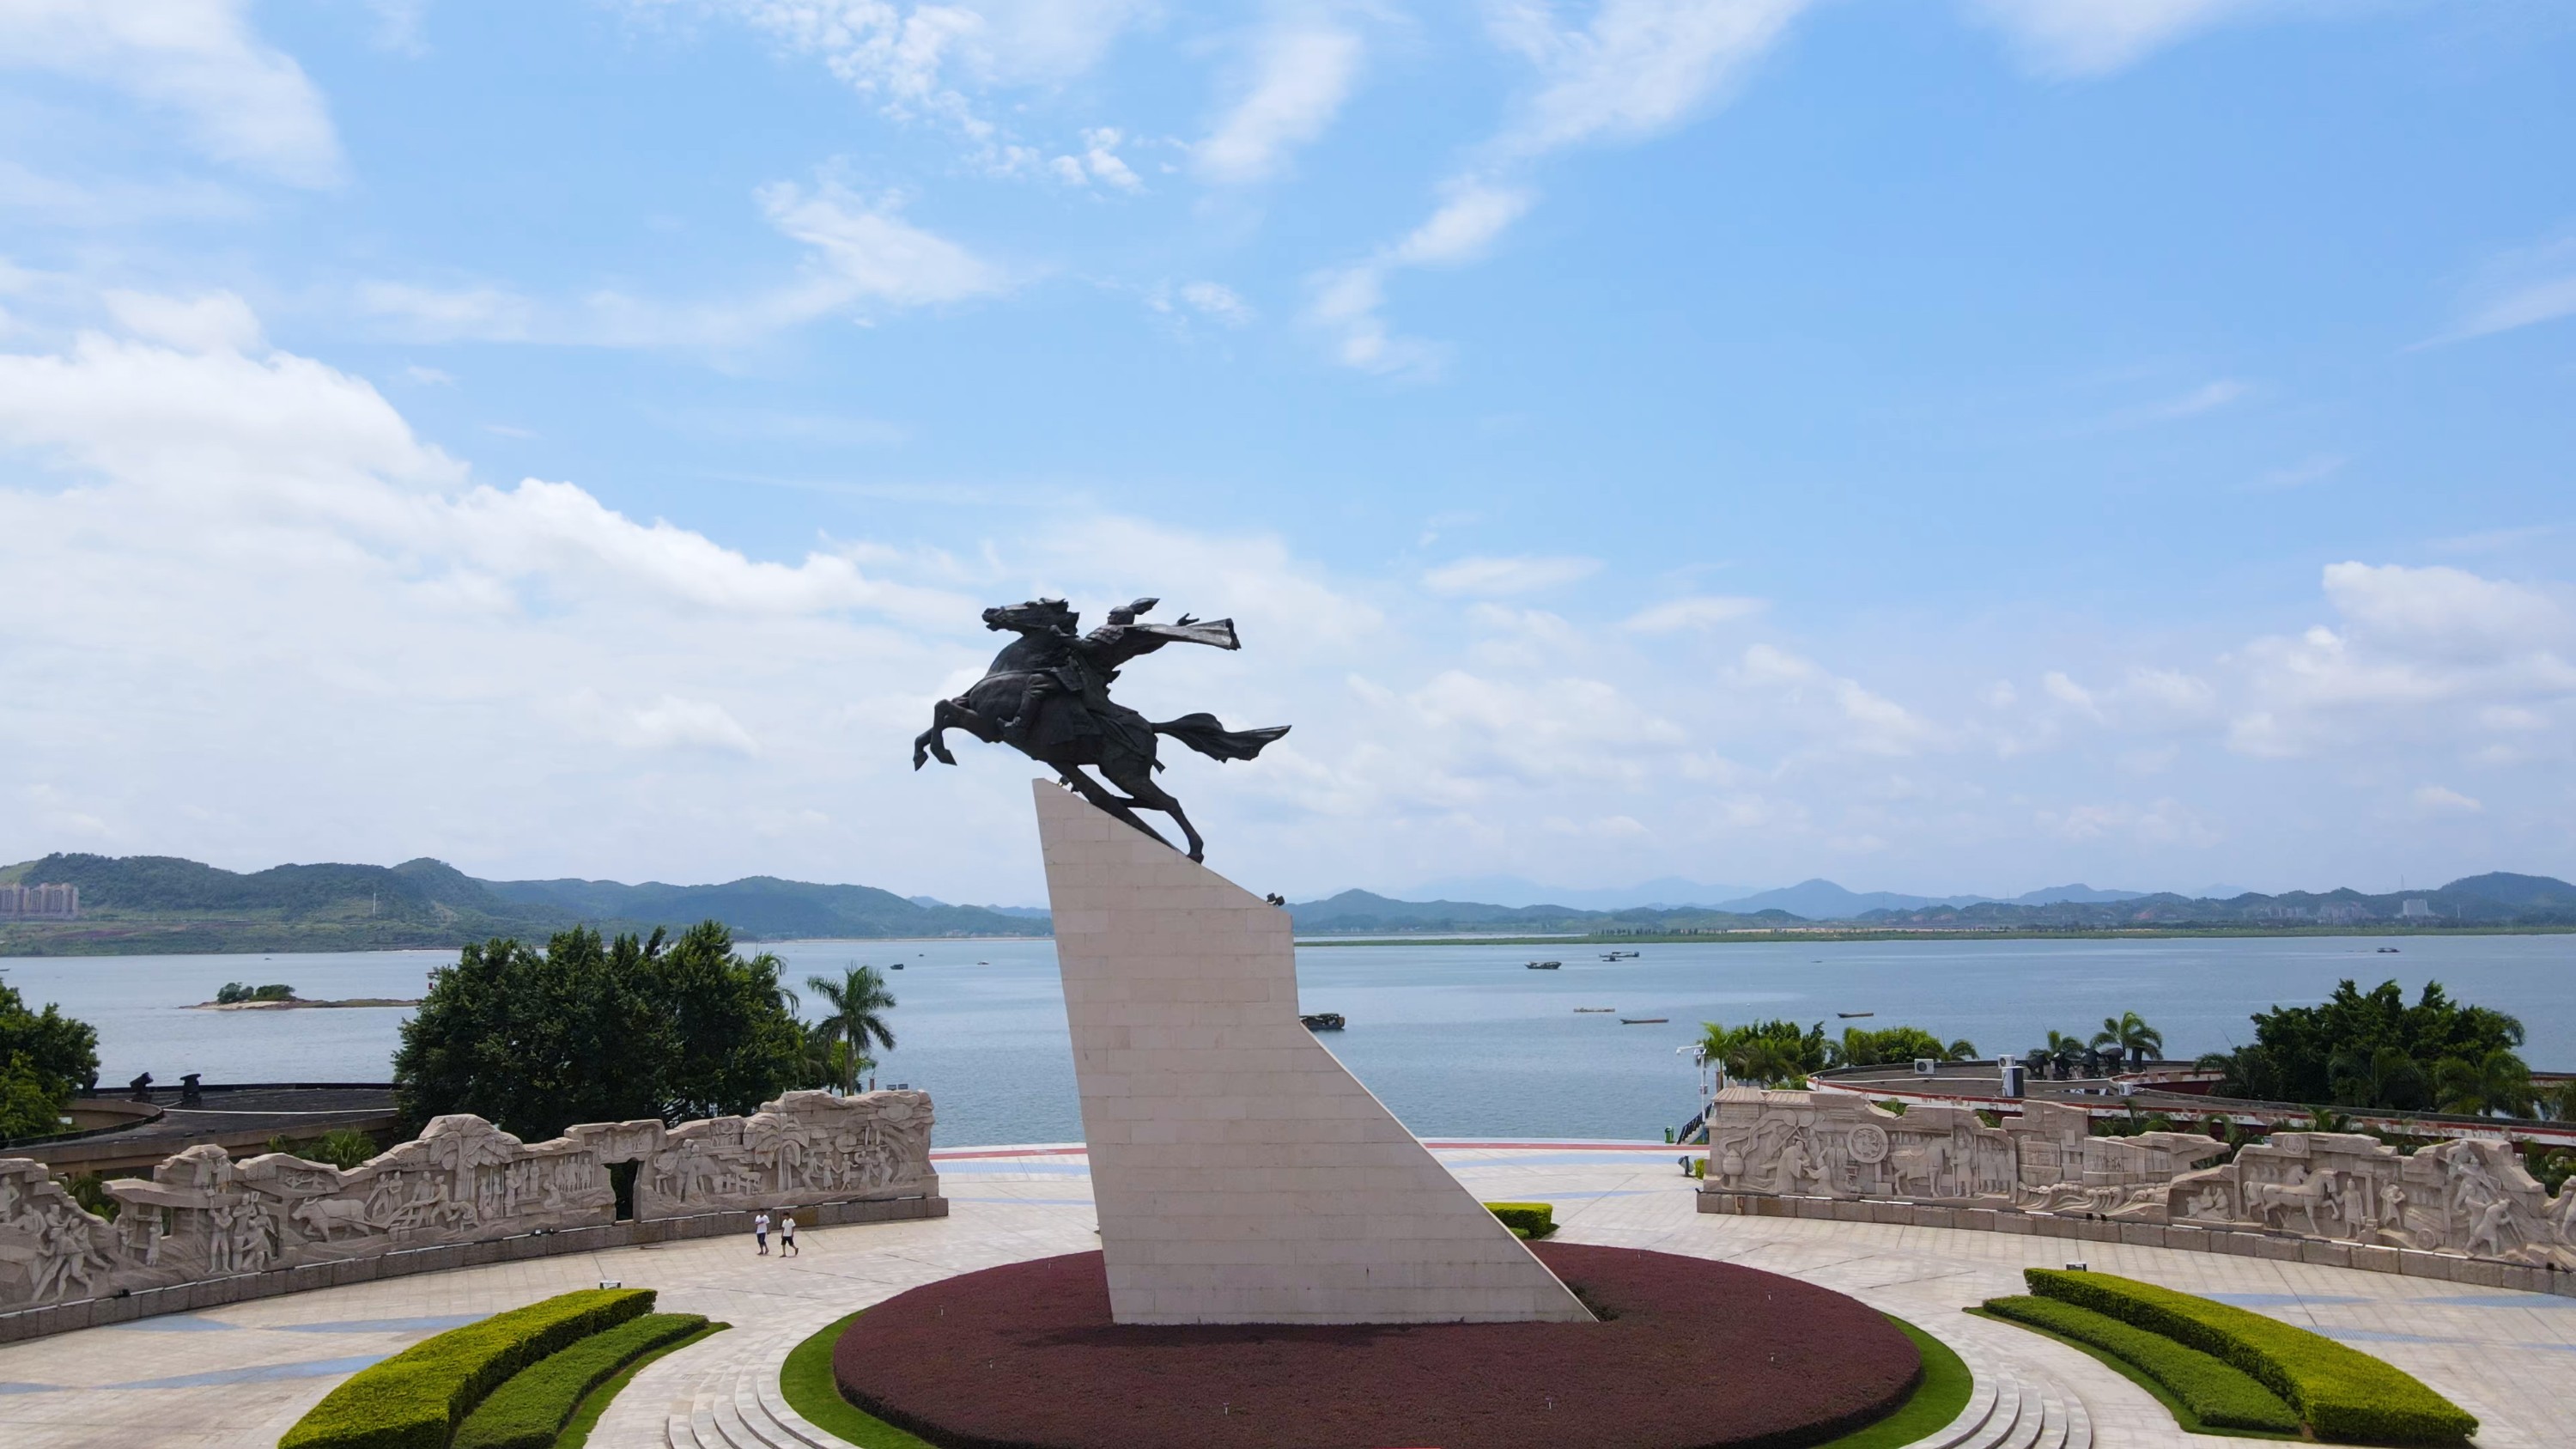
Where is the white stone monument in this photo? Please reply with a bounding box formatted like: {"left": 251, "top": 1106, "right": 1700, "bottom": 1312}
{"left": 1035, "top": 780, "right": 1592, "bottom": 1324}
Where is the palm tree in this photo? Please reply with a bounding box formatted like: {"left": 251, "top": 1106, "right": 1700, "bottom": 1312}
{"left": 2433, "top": 1048, "right": 2535, "bottom": 1119}
{"left": 1944, "top": 1038, "right": 1981, "bottom": 1062}
{"left": 2194, "top": 1045, "right": 2277, "bottom": 1101}
{"left": 2091, "top": 1011, "right": 2164, "bottom": 1069}
{"left": 801, "top": 965, "right": 898, "bottom": 1096}
{"left": 2038, "top": 1029, "right": 2087, "bottom": 1081}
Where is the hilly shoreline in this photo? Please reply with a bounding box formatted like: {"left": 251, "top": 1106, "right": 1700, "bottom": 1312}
{"left": 7, "top": 854, "right": 2573, "bottom": 958}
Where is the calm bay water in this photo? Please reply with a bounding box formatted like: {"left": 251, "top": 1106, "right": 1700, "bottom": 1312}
{"left": 8, "top": 934, "right": 2573, "bottom": 1148}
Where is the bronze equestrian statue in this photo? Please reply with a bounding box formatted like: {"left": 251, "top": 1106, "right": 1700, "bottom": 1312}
{"left": 913, "top": 597, "right": 1288, "bottom": 861}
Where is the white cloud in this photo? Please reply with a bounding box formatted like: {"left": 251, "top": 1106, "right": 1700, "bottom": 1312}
{"left": 1059, "top": 128, "right": 1143, "bottom": 192}
{"left": 1178, "top": 281, "right": 1254, "bottom": 326}
{"left": 1391, "top": 181, "right": 1537, "bottom": 266}
{"left": 101, "top": 289, "right": 264, "bottom": 353}
{"left": 2107, "top": 377, "right": 2251, "bottom": 426}
{"left": 1623, "top": 594, "right": 1765, "bottom": 632}
{"left": 623, "top": 695, "right": 762, "bottom": 756}
{"left": 1194, "top": 22, "right": 1364, "bottom": 185}
{"left": 2430, "top": 233, "right": 2576, "bottom": 345}
{"left": 1493, "top": 0, "right": 1814, "bottom": 155}
{"left": 1740, "top": 643, "right": 1936, "bottom": 757}
{"left": 640, "top": 0, "right": 1150, "bottom": 171}
{"left": 1315, "top": 0, "right": 1813, "bottom": 372}
{"left": 0, "top": 0, "right": 343, "bottom": 186}
{"left": 1422, "top": 554, "right": 1604, "bottom": 596}
{"left": 2225, "top": 563, "right": 2576, "bottom": 758}
{"left": 1967, "top": 0, "right": 2257, "bottom": 78}
{"left": 357, "top": 181, "right": 1004, "bottom": 347}
{"left": 755, "top": 180, "right": 1006, "bottom": 309}
{"left": 2412, "top": 784, "right": 2483, "bottom": 816}
{"left": 2251, "top": 454, "right": 2343, "bottom": 490}
{"left": 356, "top": 282, "right": 540, "bottom": 343}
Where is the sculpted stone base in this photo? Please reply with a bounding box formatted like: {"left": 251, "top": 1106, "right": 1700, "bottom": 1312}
{"left": 0, "top": 1194, "right": 945, "bottom": 1345}
{"left": 1036, "top": 780, "right": 1590, "bottom": 1324}
{"left": 1697, "top": 1086, "right": 2576, "bottom": 1295}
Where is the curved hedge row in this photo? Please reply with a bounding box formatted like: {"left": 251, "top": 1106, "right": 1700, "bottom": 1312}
{"left": 2023, "top": 1269, "right": 2475, "bottom": 1446}
{"left": 453, "top": 1312, "right": 711, "bottom": 1449}
{"left": 278, "top": 1288, "right": 655, "bottom": 1449}
{"left": 1485, "top": 1201, "right": 1557, "bottom": 1239}
{"left": 1984, "top": 1294, "right": 2299, "bottom": 1432}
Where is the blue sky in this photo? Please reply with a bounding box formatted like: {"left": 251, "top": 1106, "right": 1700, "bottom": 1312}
{"left": 2, "top": 0, "right": 2572, "bottom": 904}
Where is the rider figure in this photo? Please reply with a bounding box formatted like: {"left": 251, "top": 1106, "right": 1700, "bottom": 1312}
{"left": 999, "top": 598, "right": 1159, "bottom": 746}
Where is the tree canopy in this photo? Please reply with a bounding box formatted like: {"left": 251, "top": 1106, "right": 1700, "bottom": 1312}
{"left": 0, "top": 980, "right": 100, "bottom": 1139}
{"left": 392, "top": 921, "right": 805, "bottom": 1142}
{"left": 2196, "top": 978, "right": 2532, "bottom": 1116}
{"left": 799, "top": 965, "right": 897, "bottom": 1096}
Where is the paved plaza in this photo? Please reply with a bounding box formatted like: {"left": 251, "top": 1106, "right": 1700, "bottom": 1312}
{"left": 3, "top": 1142, "right": 2567, "bottom": 1449}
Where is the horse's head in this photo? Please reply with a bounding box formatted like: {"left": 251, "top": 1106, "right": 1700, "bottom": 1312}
{"left": 982, "top": 598, "right": 1078, "bottom": 636}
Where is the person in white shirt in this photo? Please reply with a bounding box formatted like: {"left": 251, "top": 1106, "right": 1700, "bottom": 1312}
{"left": 780, "top": 1212, "right": 799, "bottom": 1257}
{"left": 752, "top": 1210, "right": 770, "bottom": 1256}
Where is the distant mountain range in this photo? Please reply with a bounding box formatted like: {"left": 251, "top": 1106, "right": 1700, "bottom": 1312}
{"left": 1285, "top": 873, "right": 2576, "bottom": 935}
{"left": 9, "top": 851, "right": 2573, "bottom": 958}
{"left": 0, "top": 854, "right": 1048, "bottom": 956}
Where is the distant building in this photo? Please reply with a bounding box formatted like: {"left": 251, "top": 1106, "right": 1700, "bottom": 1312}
{"left": 0, "top": 882, "right": 79, "bottom": 920}
{"left": 2317, "top": 902, "right": 2372, "bottom": 924}
{"left": 2399, "top": 898, "right": 2434, "bottom": 919}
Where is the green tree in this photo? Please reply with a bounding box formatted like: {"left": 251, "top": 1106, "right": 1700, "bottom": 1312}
{"left": 1697, "top": 1019, "right": 1827, "bottom": 1087}
{"left": 0, "top": 981, "right": 100, "bottom": 1139}
{"left": 2432, "top": 1048, "right": 2536, "bottom": 1118}
{"left": 2194, "top": 1044, "right": 2282, "bottom": 1101}
{"left": 392, "top": 921, "right": 804, "bottom": 1140}
{"left": 2246, "top": 979, "right": 2522, "bottom": 1108}
{"left": 1823, "top": 1025, "right": 1980, "bottom": 1068}
{"left": 798, "top": 965, "right": 898, "bottom": 1096}
{"left": 2091, "top": 1011, "right": 2164, "bottom": 1068}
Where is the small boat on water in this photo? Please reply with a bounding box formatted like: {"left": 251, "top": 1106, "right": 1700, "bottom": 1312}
{"left": 1299, "top": 1012, "right": 1346, "bottom": 1032}
{"left": 1574, "top": 1007, "right": 1615, "bottom": 1013}
{"left": 890, "top": 963, "right": 904, "bottom": 970}
{"left": 1837, "top": 1010, "right": 1873, "bottom": 1019}
{"left": 1619, "top": 1017, "right": 1669, "bottom": 1025}
{"left": 2377, "top": 947, "right": 2401, "bottom": 953}
{"left": 1525, "top": 960, "right": 1562, "bottom": 970}
{"left": 1599, "top": 950, "right": 1641, "bottom": 960}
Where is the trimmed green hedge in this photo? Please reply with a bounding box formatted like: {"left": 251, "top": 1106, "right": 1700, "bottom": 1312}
{"left": 454, "top": 1312, "right": 709, "bottom": 1449}
{"left": 1985, "top": 1294, "right": 2299, "bottom": 1432}
{"left": 1485, "top": 1201, "right": 1557, "bottom": 1239}
{"left": 2024, "top": 1269, "right": 2476, "bottom": 1445}
{"left": 278, "top": 1289, "right": 654, "bottom": 1449}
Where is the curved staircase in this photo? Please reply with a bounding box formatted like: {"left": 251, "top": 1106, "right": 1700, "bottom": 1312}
{"left": 661, "top": 1322, "right": 2093, "bottom": 1449}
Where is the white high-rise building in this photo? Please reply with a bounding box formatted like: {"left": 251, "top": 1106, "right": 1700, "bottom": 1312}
{"left": 0, "top": 882, "right": 79, "bottom": 919}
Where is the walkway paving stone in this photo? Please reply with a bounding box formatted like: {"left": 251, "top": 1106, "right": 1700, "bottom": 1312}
{"left": 0, "top": 1144, "right": 2561, "bottom": 1448}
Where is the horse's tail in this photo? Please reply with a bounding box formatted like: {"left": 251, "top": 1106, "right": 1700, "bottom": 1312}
{"left": 1151, "top": 713, "right": 1290, "bottom": 763}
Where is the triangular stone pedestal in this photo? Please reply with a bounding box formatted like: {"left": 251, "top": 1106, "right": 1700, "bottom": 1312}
{"left": 1034, "top": 780, "right": 1592, "bottom": 1324}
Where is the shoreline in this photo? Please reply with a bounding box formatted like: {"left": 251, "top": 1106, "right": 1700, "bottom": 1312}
{"left": 1297, "top": 923, "right": 2576, "bottom": 947}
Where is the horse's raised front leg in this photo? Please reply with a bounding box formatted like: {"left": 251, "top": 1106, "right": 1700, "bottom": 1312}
{"left": 913, "top": 698, "right": 993, "bottom": 770}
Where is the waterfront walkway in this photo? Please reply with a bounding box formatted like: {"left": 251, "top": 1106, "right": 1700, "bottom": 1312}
{"left": 3, "top": 1142, "right": 2566, "bottom": 1449}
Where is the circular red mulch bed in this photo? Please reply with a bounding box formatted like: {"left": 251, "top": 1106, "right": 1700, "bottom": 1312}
{"left": 833, "top": 1242, "right": 1920, "bottom": 1449}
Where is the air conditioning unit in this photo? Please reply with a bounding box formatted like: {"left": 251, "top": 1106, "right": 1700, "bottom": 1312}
{"left": 2000, "top": 1059, "right": 2026, "bottom": 1099}
{"left": 1912, "top": 1057, "right": 1938, "bottom": 1075}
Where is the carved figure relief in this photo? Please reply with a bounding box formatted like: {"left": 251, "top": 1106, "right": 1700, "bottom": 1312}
{"left": 0, "top": 1090, "right": 938, "bottom": 1314}
{"left": 1701, "top": 1087, "right": 2576, "bottom": 1272}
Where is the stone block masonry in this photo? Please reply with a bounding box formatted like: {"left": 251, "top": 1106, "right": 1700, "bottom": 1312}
{"left": 1035, "top": 780, "right": 1591, "bottom": 1324}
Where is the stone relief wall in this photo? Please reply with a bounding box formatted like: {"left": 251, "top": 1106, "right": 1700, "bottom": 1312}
{"left": 0, "top": 1089, "right": 936, "bottom": 1315}
{"left": 1701, "top": 1087, "right": 2576, "bottom": 1271}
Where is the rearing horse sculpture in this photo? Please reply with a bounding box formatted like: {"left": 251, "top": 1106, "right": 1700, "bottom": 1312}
{"left": 912, "top": 597, "right": 1289, "bottom": 861}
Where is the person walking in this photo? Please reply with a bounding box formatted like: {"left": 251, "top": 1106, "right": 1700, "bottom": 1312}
{"left": 779, "top": 1211, "right": 799, "bottom": 1257}
{"left": 753, "top": 1209, "right": 770, "bottom": 1256}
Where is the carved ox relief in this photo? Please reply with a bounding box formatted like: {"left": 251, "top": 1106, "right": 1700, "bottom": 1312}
{"left": 0, "top": 1090, "right": 939, "bottom": 1314}
{"left": 1701, "top": 1087, "right": 2576, "bottom": 1272}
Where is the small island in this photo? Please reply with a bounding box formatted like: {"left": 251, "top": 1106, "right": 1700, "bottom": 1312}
{"left": 189, "top": 981, "right": 420, "bottom": 1010}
